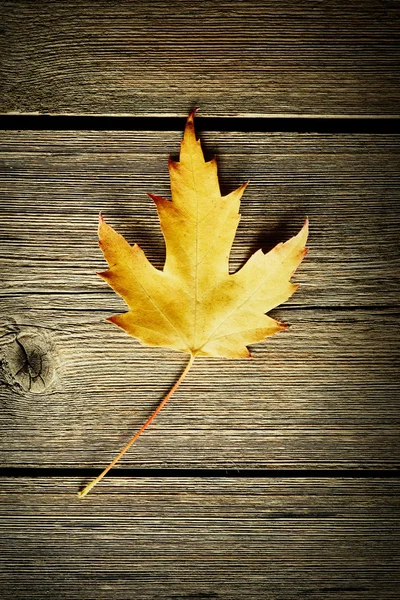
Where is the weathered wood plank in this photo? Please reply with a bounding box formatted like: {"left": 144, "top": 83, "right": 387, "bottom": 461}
{"left": 1, "top": 131, "right": 399, "bottom": 307}
{"left": 0, "top": 308, "right": 398, "bottom": 468}
{"left": 0, "top": 478, "right": 399, "bottom": 599}
{"left": 0, "top": 130, "right": 399, "bottom": 468}
{"left": 1, "top": 1, "right": 399, "bottom": 117}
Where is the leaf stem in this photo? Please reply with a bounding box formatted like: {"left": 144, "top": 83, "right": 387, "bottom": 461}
{"left": 77, "top": 353, "right": 195, "bottom": 498}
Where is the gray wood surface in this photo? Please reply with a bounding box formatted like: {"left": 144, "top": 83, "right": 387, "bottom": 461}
{"left": 1, "top": 2, "right": 400, "bottom": 597}
{"left": 1, "top": 0, "right": 399, "bottom": 117}
{"left": 1, "top": 130, "right": 399, "bottom": 468}
{"left": 0, "top": 477, "right": 399, "bottom": 599}
{"left": 1, "top": 130, "right": 399, "bottom": 307}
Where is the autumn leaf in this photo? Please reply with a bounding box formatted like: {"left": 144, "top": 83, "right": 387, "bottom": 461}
{"left": 78, "top": 110, "right": 308, "bottom": 497}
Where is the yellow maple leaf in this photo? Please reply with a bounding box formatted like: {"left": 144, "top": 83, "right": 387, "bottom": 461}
{"left": 98, "top": 112, "right": 308, "bottom": 359}
{"left": 78, "top": 111, "right": 308, "bottom": 497}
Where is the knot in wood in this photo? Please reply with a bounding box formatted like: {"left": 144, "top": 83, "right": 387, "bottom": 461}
{"left": 0, "top": 323, "right": 56, "bottom": 394}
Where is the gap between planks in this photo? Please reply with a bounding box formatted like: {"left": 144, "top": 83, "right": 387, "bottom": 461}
{"left": 1, "top": 115, "right": 400, "bottom": 133}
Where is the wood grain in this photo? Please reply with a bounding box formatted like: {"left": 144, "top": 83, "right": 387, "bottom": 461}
{"left": 1, "top": 0, "right": 399, "bottom": 117}
{"left": 1, "top": 3, "right": 399, "bottom": 596}
{"left": 0, "top": 308, "right": 398, "bottom": 468}
{"left": 1, "top": 130, "right": 399, "bottom": 307}
{"left": 0, "top": 130, "right": 399, "bottom": 468}
{"left": 0, "top": 477, "right": 399, "bottom": 599}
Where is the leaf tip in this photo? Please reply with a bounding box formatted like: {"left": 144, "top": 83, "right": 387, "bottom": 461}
{"left": 96, "top": 270, "right": 109, "bottom": 280}
{"left": 106, "top": 315, "right": 119, "bottom": 325}
{"left": 98, "top": 211, "right": 106, "bottom": 237}
{"left": 184, "top": 108, "right": 199, "bottom": 138}
{"left": 147, "top": 192, "right": 170, "bottom": 206}
{"left": 293, "top": 217, "right": 309, "bottom": 251}
{"left": 188, "top": 107, "right": 200, "bottom": 121}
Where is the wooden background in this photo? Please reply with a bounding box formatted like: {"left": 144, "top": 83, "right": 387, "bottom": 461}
{"left": 0, "top": 1, "right": 399, "bottom": 598}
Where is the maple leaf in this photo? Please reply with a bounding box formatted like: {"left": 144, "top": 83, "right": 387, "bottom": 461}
{"left": 78, "top": 111, "right": 308, "bottom": 497}
{"left": 98, "top": 112, "right": 308, "bottom": 359}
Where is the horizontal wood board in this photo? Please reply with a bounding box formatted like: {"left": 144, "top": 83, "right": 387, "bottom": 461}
{"left": 0, "top": 130, "right": 399, "bottom": 468}
{"left": 1, "top": 130, "right": 399, "bottom": 307}
{"left": 0, "top": 307, "right": 399, "bottom": 468}
{"left": 1, "top": 0, "right": 400, "bottom": 117}
{"left": 0, "top": 477, "right": 399, "bottom": 599}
